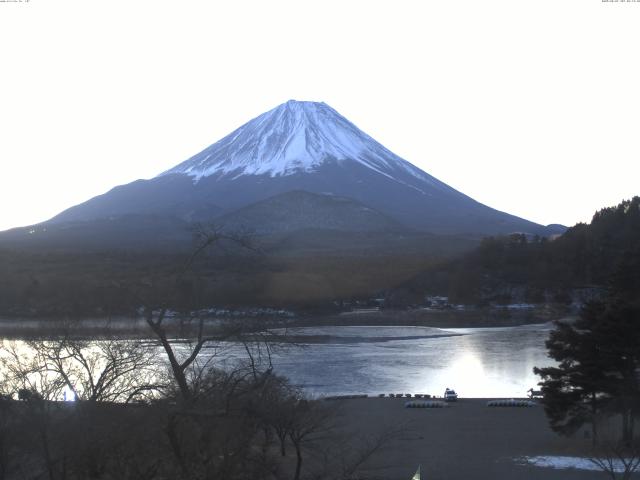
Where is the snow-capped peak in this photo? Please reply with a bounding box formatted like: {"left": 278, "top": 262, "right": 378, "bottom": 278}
{"left": 158, "top": 100, "right": 431, "bottom": 183}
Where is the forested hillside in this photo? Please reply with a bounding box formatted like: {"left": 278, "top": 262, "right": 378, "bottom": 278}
{"left": 403, "top": 197, "right": 640, "bottom": 305}
{"left": 2, "top": 198, "right": 637, "bottom": 318}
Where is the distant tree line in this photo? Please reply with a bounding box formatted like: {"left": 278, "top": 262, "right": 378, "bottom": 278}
{"left": 0, "top": 242, "right": 439, "bottom": 318}
{"left": 401, "top": 197, "right": 640, "bottom": 305}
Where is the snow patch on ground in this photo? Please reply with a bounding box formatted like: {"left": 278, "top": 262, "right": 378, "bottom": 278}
{"left": 518, "top": 455, "right": 637, "bottom": 473}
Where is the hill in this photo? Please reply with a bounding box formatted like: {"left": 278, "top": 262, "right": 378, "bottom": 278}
{"left": 399, "top": 197, "right": 640, "bottom": 305}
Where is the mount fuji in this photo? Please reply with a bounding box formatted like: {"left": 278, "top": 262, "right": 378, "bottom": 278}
{"left": 159, "top": 100, "right": 445, "bottom": 185}
{"left": 45, "top": 100, "right": 558, "bottom": 242}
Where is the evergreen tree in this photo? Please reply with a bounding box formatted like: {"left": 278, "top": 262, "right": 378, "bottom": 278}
{"left": 535, "top": 298, "right": 640, "bottom": 445}
{"left": 534, "top": 301, "right": 610, "bottom": 442}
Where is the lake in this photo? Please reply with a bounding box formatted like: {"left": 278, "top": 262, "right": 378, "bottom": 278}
{"left": 0, "top": 320, "right": 558, "bottom": 400}
{"left": 259, "top": 323, "right": 556, "bottom": 398}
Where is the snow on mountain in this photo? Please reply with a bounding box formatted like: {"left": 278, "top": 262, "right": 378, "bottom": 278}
{"left": 46, "top": 99, "right": 558, "bottom": 238}
{"left": 160, "top": 100, "right": 442, "bottom": 190}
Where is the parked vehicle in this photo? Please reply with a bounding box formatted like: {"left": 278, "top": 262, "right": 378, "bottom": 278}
{"left": 444, "top": 388, "right": 458, "bottom": 402}
{"left": 527, "top": 388, "right": 543, "bottom": 399}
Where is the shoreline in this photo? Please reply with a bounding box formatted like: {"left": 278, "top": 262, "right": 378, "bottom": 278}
{"left": 322, "top": 395, "right": 539, "bottom": 401}
{"left": 0, "top": 307, "right": 567, "bottom": 338}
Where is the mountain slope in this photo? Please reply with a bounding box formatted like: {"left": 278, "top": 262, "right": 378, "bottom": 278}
{"left": 0, "top": 214, "right": 193, "bottom": 252}
{"left": 215, "top": 190, "right": 404, "bottom": 235}
{"left": 50, "top": 100, "right": 556, "bottom": 237}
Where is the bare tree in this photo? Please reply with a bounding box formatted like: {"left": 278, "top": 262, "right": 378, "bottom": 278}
{"left": 0, "top": 336, "right": 164, "bottom": 480}
{"left": 287, "top": 399, "right": 336, "bottom": 480}
{"left": 333, "top": 429, "right": 403, "bottom": 480}
{"left": 139, "top": 224, "right": 258, "bottom": 403}
{"left": 143, "top": 307, "right": 237, "bottom": 403}
{"left": 284, "top": 401, "right": 404, "bottom": 480}
{"left": 0, "top": 341, "right": 70, "bottom": 480}
{"left": 589, "top": 442, "right": 640, "bottom": 480}
{"left": 26, "top": 335, "right": 162, "bottom": 403}
{"left": 0, "top": 340, "right": 66, "bottom": 401}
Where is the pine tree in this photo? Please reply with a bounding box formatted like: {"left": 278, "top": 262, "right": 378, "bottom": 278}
{"left": 534, "top": 302, "right": 609, "bottom": 443}
{"left": 535, "top": 299, "right": 640, "bottom": 445}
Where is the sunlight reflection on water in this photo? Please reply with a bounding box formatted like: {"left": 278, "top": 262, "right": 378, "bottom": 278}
{"left": 0, "top": 323, "right": 558, "bottom": 400}
{"left": 266, "top": 324, "right": 556, "bottom": 398}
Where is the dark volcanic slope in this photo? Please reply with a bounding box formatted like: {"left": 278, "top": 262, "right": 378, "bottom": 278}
{"left": 216, "top": 190, "right": 404, "bottom": 235}
{"left": 0, "top": 215, "right": 193, "bottom": 252}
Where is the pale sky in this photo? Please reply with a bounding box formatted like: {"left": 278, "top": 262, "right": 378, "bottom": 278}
{"left": 1, "top": 0, "right": 639, "bottom": 232}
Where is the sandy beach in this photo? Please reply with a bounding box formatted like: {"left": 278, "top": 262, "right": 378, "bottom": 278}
{"left": 328, "top": 397, "right": 630, "bottom": 480}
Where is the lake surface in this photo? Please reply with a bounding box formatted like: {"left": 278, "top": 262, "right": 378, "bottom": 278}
{"left": 261, "top": 324, "right": 556, "bottom": 398}
{"left": 0, "top": 320, "right": 558, "bottom": 400}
